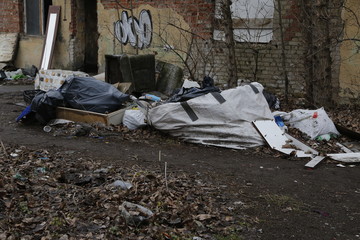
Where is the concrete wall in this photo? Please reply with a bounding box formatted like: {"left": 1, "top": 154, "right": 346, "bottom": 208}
{"left": 97, "top": 1, "right": 195, "bottom": 73}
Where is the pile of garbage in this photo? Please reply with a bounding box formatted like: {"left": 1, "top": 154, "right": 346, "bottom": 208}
{"left": 0, "top": 65, "right": 37, "bottom": 85}
{"left": 0, "top": 143, "right": 258, "bottom": 239}
{"left": 15, "top": 71, "right": 359, "bottom": 168}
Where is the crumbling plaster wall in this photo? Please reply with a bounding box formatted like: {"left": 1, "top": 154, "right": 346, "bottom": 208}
{"left": 97, "top": 1, "right": 195, "bottom": 73}
{"left": 15, "top": 0, "right": 73, "bottom": 70}
{"left": 339, "top": 0, "right": 360, "bottom": 104}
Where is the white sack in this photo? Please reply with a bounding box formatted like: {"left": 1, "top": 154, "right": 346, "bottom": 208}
{"left": 286, "top": 107, "right": 340, "bottom": 139}
{"left": 123, "top": 110, "right": 147, "bottom": 130}
{"left": 148, "top": 83, "right": 273, "bottom": 149}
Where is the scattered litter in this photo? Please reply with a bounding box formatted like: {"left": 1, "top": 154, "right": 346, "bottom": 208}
{"left": 253, "top": 119, "right": 316, "bottom": 158}
{"left": 316, "top": 133, "right": 333, "bottom": 141}
{"left": 35, "top": 167, "right": 46, "bottom": 174}
{"left": 336, "top": 164, "right": 346, "bottom": 168}
{"left": 119, "top": 201, "right": 154, "bottom": 226}
{"left": 182, "top": 79, "right": 201, "bottom": 88}
{"left": 139, "top": 93, "right": 161, "bottom": 102}
{"left": 305, "top": 156, "right": 326, "bottom": 168}
{"left": 313, "top": 210, "right": 330, "bottom": 217}
{"left": 110, "top": 180, "right": 133, "bottom": 190}
{"left": 336, "top": 143, "right": 353, "bottom": 153}
{"left": 43, "top": 125, "right": 52, "bottom": 133}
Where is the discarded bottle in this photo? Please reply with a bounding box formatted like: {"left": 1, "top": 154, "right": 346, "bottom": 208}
{"left": 316, "top": 134, "right": 331, "bottom": 141}
{"left": 274, "top": 116, "right": 287, "bottom": 132}
{"left": 144, "top": 94, "right": 161, "bottom": 102}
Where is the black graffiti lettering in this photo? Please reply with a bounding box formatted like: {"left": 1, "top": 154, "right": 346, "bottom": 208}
{"left": 114, "top": 10, "right": 152, "bottom": 49}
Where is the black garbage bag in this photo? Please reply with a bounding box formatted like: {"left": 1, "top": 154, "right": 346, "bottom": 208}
{"left": 31, "top": 90, "right": 65, "bottom": 124}
{"left": 167, "top": 76, "right": 220, "bottom": 102}
{"left": 263, "top": 90, "right": 280, "bottom": 110}
{"left": 59, "top": 76, "right": 130, "bottom": 113}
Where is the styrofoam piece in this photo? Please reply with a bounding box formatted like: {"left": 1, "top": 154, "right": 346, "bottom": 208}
{"left": 253, "top": 120, "right": 318, "bottom": 158}
{"left": 35, "top": 69, "right": 89, "bottom": 91}
{"left": 327, "top": 153, "right": 360, "bottom": 163}
{"left": 305, "top": 156, "right": 326, "bottom": 168}
{"left": 335, "top": 143, "right": 353, "bottom": 153}
{"left": 182, "top": 79, "right": 200, "bottom": 88}
{"left": 285, "top": 133, "right": 318, "bottom": 155}
{"left": 253, "top": 119, "right": 296, "bottom": 154}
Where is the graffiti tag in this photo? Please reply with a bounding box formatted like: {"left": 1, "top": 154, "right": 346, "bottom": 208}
{"left": 114, "top": 10, "right": 152, "bottom": 49}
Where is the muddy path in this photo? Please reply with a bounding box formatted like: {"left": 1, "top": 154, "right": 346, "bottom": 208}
{"left": 0, "top": 87, "right": 359, "bottom": 239}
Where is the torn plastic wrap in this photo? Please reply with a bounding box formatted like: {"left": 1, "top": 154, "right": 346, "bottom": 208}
{"left": 167, "top": 76, "right": 220, "bottom": 102}
{"left": 167, "top": 86, "right": 220, "bottom": 103}
{"left": 148, "top": 83, "right": 273, "bottom": 149}
{"left": 59, "top": 76, "right": 130, "bottom": 113}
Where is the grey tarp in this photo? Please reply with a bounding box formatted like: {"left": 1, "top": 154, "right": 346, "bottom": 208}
{"left": 148, "top": 83, "right": 273, "bottom": 149}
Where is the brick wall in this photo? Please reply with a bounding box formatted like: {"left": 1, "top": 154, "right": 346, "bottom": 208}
{"left": 0, "top": 0, "right": 23, "bottom": 33}
{"left": 193, "top": 0, "right": 307, "bottom": 98}
{"left": 101, "top": 0, "right": 309, "bottom": 98}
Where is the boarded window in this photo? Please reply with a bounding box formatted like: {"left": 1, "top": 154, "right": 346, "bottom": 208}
{"left": 24, "top": 0, "right": 53, "bottom": 35}
{"left": 214, "top": 0, "right": 274, "bottom": 43}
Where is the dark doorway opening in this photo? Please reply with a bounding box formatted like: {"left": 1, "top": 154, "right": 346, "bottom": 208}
{"left": 84, "top": 0, "right": 99, "bottom": 74}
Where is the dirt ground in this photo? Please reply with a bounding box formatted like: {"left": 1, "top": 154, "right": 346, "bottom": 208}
{"left": 0, "top": 85, "right": 359, "bottom": 240}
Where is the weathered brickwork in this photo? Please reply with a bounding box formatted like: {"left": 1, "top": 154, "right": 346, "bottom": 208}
{"left": 196, "top": 0, "right": 306, "bottom": 97}
{"left": 0, "top": 0, "right": 23, "bottom": 33}
{"left": 101, "top": 0, "right": 308, "bottom": 97}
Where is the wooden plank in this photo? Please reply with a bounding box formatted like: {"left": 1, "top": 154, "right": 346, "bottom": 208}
{"left": 305, "top": 156, "right": 326, "bottom": 168}
{"left": 56, "top": 107, "right": 127, "bottom": 125}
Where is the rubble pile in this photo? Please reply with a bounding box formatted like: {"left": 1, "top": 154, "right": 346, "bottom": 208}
{"left": 0, "top": 144, "right": 256, "bottom": 239}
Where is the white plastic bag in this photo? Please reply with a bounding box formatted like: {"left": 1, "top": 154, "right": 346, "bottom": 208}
{"left": 286, "top": 108, "right": 339, "bottom": 139}
{"left": 123, "top": 109, "right": 147, "bottom": 130}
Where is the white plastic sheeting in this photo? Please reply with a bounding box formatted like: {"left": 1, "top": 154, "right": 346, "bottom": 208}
{"left": 148, "top": 83, "right": 273, "bottom": 149}
{"left": 123, "top": 109, "right": 147, "bottom": 130}
{"left": 285, "top": 108, "right": 340, "bottom": 140}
